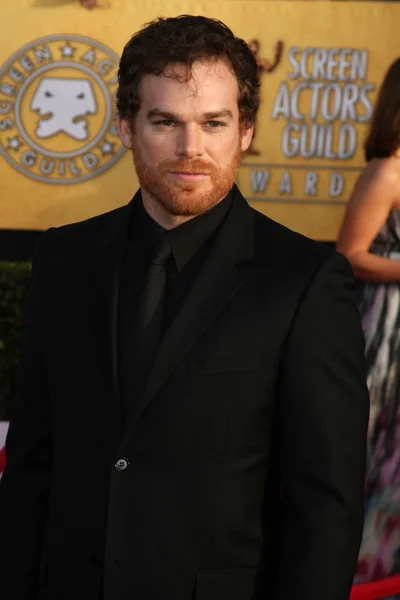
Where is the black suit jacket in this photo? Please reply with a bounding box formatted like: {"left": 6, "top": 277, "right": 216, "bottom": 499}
{"left": 0, "top": 186, "right": 369, "bottom": 600}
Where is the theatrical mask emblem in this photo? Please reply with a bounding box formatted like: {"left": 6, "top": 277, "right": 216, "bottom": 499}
{"left": 0, "top": 35, "right": 125, "bottom": 184}
{"left": 32, "top": 78, "right": 97, "bottom": 140}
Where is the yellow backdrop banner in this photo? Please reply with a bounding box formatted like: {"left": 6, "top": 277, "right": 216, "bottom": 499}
{"left": 0, "top": 0, "right": 398, "bottom": 239}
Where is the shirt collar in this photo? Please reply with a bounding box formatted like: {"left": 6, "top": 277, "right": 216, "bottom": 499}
{"left": 166, "top": 190, "right": 233, "bottom": 272}
{"left": 132, "top": 189, "right": 233, "bottom": 272}
{"left": 131, "top": 193, "right": 165, "bottom": 260}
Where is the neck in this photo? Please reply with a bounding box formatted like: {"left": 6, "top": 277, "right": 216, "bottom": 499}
{"left": 141, "top": 189, "right": 197, "bottom": 230}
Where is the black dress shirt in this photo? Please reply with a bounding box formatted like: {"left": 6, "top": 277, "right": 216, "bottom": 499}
{"left": 117, "top": 190, "right": 233, "bottom": 371}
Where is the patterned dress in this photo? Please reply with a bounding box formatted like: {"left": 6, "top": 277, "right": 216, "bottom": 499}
{"left": 355, "top": 210, "right": 400, "bottom": 590}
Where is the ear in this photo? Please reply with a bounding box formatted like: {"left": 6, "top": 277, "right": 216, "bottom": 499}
{"left": 240, "top": 125, "right": 255, "bottom": 153}
{"left": 118, "top": 117, "right": 133, "bottom": 150}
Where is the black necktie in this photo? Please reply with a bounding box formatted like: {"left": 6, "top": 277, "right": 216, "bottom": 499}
{"left": 120, "top": 235, "right": 172, "bottom": 418}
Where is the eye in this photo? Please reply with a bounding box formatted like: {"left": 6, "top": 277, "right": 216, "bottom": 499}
{"left": 158, "top": 119, "right": 175, "bottom": 127}
{"left": 77, "top": 93, "right": 85, "bottom": 99}
{"left": 206, "top": 121, "right": 224, "bottom": 128}
{"left": 44, "top": 91, "right": 53, "bottom": 98}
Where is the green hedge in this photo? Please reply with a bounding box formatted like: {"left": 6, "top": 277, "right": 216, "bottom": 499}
{"left": 0, "top": 262, "right": 31, "bottom": 420}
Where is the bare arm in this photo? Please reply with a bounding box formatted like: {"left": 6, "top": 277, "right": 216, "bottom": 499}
{"left": 336, "top": 158, "right": 400, "bottom": 282}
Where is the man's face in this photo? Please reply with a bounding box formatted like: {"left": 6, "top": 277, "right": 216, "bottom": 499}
{"left": 118, "top": 59, "right": 253, "bottom": 217}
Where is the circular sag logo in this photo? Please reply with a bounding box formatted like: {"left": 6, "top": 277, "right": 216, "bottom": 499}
{"left": 0, "top": 35, "right": 125, "bottom": 184}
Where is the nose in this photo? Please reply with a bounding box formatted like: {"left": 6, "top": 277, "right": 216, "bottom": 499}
{"left": 176, "top": 124, "right": 203, "bottom": 159}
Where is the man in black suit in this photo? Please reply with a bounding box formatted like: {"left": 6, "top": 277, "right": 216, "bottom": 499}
{"left": 0, "top": 15, "right": 369, "bottom": 600}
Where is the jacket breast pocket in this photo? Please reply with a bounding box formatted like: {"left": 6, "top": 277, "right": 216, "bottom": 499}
{"left": 195, "top": 567, "right": 268, "bottom": 600}
{"left": 190, "top": 354, "right": 262, "bottom": 375}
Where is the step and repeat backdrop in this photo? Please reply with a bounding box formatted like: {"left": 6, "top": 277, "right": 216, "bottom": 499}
{"left": 1, "top": 0, "right": 400, "bottom": 469}
{"left": 0, "top": 0, "right": 399, "bottom": 241}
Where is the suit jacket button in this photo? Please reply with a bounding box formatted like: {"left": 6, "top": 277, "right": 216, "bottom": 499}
{"left": 114, "top": 457, "right": 129, "bottom": 471}
{"left": 90, "top": 554, "right": 103, "bottom": 568}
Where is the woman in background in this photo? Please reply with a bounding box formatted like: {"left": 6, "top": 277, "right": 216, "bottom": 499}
{"left": 337, "top": 58, "right": 400, "bottom": 585}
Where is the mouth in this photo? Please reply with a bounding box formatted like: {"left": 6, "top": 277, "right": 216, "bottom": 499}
{"left": 169, "top": 171, "right": 209, "bottom": 182}
{"left": 33, "top": 110, "right": 52, "bottom": 121}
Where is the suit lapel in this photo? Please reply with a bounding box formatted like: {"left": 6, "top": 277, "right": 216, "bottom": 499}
{"left": 88, "top": 197, "right": 137, "bottom": 439}
{"left": 123, "top": 187, "right": 255, "bottom": 431}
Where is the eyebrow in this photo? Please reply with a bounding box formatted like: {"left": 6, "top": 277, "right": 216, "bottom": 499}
{"left": 147, "top": 108, "right": 234, "bottom": 121}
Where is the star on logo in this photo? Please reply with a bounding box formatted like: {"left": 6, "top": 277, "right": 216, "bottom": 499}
{"left": 60, "top": 42, "right": 76, "bottom": 59}
{"left": 1, "top": 83, "right": 15, "bottom": 96}
{"left": 7, "top": 136, "right": 22, "bottom": 151}
{"left": 101, "top": 140, "right": 115, "bottom": 155}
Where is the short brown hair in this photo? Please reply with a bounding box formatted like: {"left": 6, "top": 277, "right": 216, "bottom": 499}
{"left": 365, "top": 58, "right": 400, "bottom": 162}
{"left": 116, "top": 15, "right": 260, "bottom": 129}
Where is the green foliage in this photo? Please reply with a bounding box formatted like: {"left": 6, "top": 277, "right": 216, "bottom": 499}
{"left": 0, "top": 262, "right": 31, "bottom": 420}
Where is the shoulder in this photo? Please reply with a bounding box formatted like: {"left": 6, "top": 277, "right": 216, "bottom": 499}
{"left": 37, "top": 202, "right": 132, "bottom": 260}
{"left": 367, "top": 156, "right": 400, "bottom": 180}
{"left": 33, "top": 201, "right": 131, "bottom": 271}
{"left": 250, "top": 207, "right": 352, "bottom": 288}
{"left": 51, "top": 203, "right": 130, "bottom": 243}
{"left": 252, "top": 207, "right": 335, "bottom": 264}
{"left": 354, "top": 157, "right": 400, "bottom": 195}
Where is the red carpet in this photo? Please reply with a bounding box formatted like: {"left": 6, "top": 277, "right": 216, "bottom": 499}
{"left": 350, "top": 575, "right": 400, "bottom": 599}
{"left": 0, "top": 445, "right": 6, "bottom": 474}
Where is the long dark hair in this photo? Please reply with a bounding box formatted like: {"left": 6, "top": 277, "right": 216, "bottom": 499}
{"left": 365, "top": 58, "right": 400, "bottom": 162}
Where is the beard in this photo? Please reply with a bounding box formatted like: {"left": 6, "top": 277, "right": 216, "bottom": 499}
{"left": 132, "top": 142, "right": 241, "bottom": 217}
